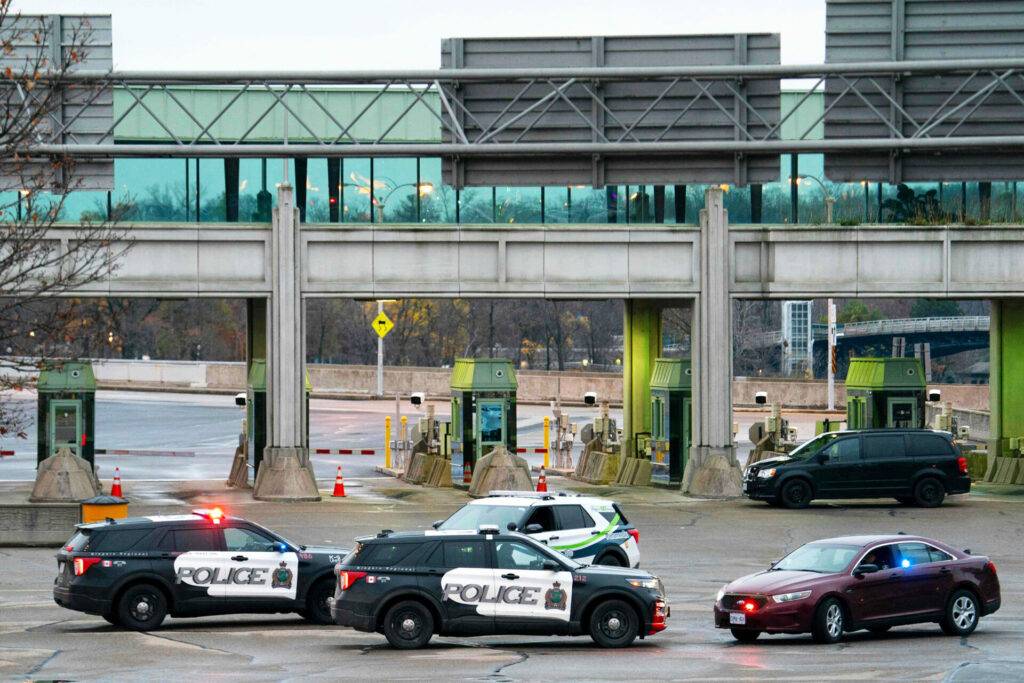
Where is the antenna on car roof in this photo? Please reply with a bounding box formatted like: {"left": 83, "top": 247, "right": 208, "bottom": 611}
{"left": 377, "top": 529, "right": 393, "bottom": 538}
{"left": 897, "top": 530, "right": 907, "bottom": 535}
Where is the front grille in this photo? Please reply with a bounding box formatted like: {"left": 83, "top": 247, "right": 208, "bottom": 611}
{"left": 721, "top": 594, "right": 766, "bottom": 610}
{"left": 743, "top": 469, "right": 755, "bottom": 482}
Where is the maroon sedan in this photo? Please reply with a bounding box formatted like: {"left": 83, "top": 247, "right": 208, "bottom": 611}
{"left": 714, "top": 534, "right": 1000, "bottom": 644}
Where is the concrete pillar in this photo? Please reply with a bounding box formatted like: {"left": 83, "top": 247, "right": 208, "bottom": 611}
{"left": 684, "top": 188, "right": 742, "bottom": 496}
{"left": 621, "top": 300, "right": 661, "bottom": 458}
{"left": 253, "top": 184, "right": 320, "bottom": 501}
{"left": 989, "top": 300, "right": 1024, "bottom": 456}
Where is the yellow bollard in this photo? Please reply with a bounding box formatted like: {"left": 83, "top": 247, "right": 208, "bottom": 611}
{"left": 384, "top": 416, "right": 392, "bottom": 469}
{"left": 543, "top": 416, "right": 550, "bottom": 469}
{"left": 400, "top": 415, "right": 408, "bottom": 469}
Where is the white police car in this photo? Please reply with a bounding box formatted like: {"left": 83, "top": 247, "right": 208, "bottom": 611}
{"left": 435, "top": 492, "right": 640, "bottom": 567}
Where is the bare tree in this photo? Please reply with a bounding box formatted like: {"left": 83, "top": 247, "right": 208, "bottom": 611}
{"left": 0, "top": 7, "right": 128, "bottom": 439}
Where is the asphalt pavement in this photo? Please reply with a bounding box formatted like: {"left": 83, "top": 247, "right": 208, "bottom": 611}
{"left": 0, "top": 477, "right": 1021, "bottom": 681}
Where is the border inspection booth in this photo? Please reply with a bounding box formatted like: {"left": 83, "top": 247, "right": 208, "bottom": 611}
{"left": 37, "top": 361, "right": 96, "bottom": 468}
{"left": 649, "top": 358, "right": 692, "bottom": 485}
{"left": 845, "top": 358, "right": 926, "bottom": 429}
{"left": 450, "top": 358, "right": 517, "bottom": 484}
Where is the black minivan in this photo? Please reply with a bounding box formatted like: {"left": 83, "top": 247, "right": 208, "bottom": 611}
{"left": 743, "top": 429, "right": 970, "bottom": 509}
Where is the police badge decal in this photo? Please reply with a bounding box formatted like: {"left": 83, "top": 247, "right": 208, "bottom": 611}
{"left": 544, "top": 581, "right": 567, "bottom": 611}
{"left": 271, "top": 561, "right": 294, "bottom": 590}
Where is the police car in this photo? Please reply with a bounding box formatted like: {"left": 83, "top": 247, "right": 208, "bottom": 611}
{"left": 53, "top": 508, "right": 347, "bottom": 630}
{"left": 435, "top": 491, "right": 640, "bottom": 567}
{"left": 331, "top": 526, "right": 668, "bottom": 649}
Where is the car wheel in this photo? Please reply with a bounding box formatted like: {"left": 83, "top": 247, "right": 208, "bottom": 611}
{"left": 913, "top": 477, "right": 945, "bottom": 508}
{"left": 589, "top": 599, "right": 639, "bottom": 648}
{"left": 302, "top": 578, "right": 335, "bottom": 625}
{"left": 730, "top": 628, "right": 761, "bottom": 643}
{"left": 780, "top": 479, "right": 813, "bottom": 509}
{"left": 811, "top": 598, "right": 844, "bottom": 644}
{"left": 117, "top": 584, "right": 167, "bottom": 631}
{"left": 382, "top": 600, "right": 434, "bottom": 649}
{"left": 940, "top": 589, "right": 980, "bottom": 637}
{"left": 595, "top": 552, "right": 624, "bottom": 567}
{"left": 867, "top": 625, "right": 891, "bottom": 635}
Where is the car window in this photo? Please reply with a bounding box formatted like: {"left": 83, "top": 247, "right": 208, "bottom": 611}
{"left": 65, "top": 530, "right": 92, "bottom": 551}
{"left": 774, "top": 542, "right": 860, "bottom": 573}
{"left": 223, "top": 527, "right": 277, "bottom": 552}
{"left": 356, "top": 542, "right": 419, "bottom": 567}
{"left": 494, "top": 541, "right": 554, "bottom": 570}
{"left": 442, "top": 541, "right": 488, "bottom": 568}
{"left": 88, "top": 529, "right": 154, "bottom": 552}
{"left": 594, "top": 503, "right": 625, "bottom": 525}
{"left": 438, "top": 504, "right": 529, "bottom": 531}
{"left": 927, "top": 545, "right": 954, "bottom": 563}
{"left": 895, "top": 542, "right": 952, "bottom": 566}
{"left": 822, "top": 437, "right": 860, "bottom": 463}
{"left": 172, "top": 528, "right": 220, "bottom": 552}
{"left": 905, "top": 434, "right": 954, "bottom": 457}
{"left": 524, "top": 506, "right": 556, "bottom": 532}
{"left": 862, "top": 434, "right": 907, "bottom": 461}
{"left": 554, "top": 505, "right": 593, "bottom": 530}
{"left": 858, "top": 544, "right": 897, "bottom": 570}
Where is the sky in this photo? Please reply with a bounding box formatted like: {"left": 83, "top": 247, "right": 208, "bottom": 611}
{"left": 21, "top": 0, "right": 827, "bottom": 70}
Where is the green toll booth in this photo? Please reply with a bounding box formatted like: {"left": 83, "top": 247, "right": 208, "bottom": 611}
{"left": 37, "top": 361, "right": 96, "bottom": 467}
{"left": 450, "top": 358, "right": 517, "bottom": 484}
{"left": 845, "top": 357, "right": 926, "bottom": 429}
{"left": 246, "top": 360, "right": 312, "bottom": 479}
{"left": 649, "top": 358, "right": 692, "bottom": 485}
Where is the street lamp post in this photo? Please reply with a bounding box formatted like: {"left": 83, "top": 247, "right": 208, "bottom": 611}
{"left": 793, "top": 175, "right": 835, "bottom": 224}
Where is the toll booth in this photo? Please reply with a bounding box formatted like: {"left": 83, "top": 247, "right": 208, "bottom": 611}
{"left": 37, "top": 361, "right": 96, "bottom": 468}
{"left": 649, "top": 358, "right": 692, "bottom": 485}
{"left": 246, "top": 360, "right": 312, "bottom": 479}
{"left": 450, "top": 358, "right": 517, "bottom": 483}
{"left": 845, "top": 357, "right": 926, "bottom": 429}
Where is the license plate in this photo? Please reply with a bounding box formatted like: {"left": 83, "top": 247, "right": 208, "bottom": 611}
{"left": 729, "top": 612, "right": 746, "bottom": 625}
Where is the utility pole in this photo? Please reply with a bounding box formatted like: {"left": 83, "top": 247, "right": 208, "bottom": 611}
{"left": 827, "top": 299, "right": 837, "bottom": 412}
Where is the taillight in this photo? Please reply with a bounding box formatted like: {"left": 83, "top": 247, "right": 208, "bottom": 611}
{"left": 338, "top": 570, "right": 367, "bottom": 591}
{"left": 73, "top": 557, "right": 101, "bottom": 576}
{"left": 627, "top": 529, "right": 640, "bottom": 545}
{"left": 957, "top": 456, "right": 968, "bottom": 475}
{"left": 985, "top": 561, "right": 997, "bottom": 575}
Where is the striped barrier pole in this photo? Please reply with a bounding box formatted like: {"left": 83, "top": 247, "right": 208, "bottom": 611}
{"left": 0, "top": 450, "right": 14, "bottom": 457}
{"left": 312, "top": 448, "right": 377, "bottom": 455}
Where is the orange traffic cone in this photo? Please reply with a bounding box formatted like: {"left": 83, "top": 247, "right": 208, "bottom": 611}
{"left": 332, "top": 465, "right": 346, "bottom": 497}
{"left": 463, "top": 462, "right": 473, "bottom": 484}
{"left": 536, "top": 467, "right": 548, "bottom": 493}
{"left": 110, "top": 467, "right": 123, "bottom": 498}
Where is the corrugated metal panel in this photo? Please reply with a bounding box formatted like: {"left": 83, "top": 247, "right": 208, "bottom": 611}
{"left": 846, "top": 357, "right": 925, "bottom": 390}
{"left": 441, "top": 34, "right": 780, "bottom": 187}
{"left": 0, "top": 14, "right": 113, "bottom": 190}
{"left": 825, "top": 0, "right": 1024, "bottom": 182}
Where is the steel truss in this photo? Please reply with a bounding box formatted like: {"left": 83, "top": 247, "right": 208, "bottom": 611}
{"left": 22, "top": 58, "right": 1024, "bottom": 160}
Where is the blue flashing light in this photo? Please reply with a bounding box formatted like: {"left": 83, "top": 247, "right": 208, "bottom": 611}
{"left": 901, "top": 559, "right": 911, "bottom": 569}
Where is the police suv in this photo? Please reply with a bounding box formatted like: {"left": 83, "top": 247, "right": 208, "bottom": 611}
{"left": 435, "top": 491, "right": 640, "bottom": 567}
{"left": 331, "top": 526, "right": 668, "bottom": 649}
{"left": 53, "top": 508, "right": 346, "bottom": 630}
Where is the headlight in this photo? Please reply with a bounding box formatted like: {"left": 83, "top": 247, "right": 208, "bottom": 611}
{"left": 772, "top": 590, "right": 812, "bottom": 603}
{"left": 716, "top": 585, "right": 727, "bottom": 602}
{"left": 757, "top": 468, "right": 777, "bottom": 479}
{"left": 627, "top": 578, "right": 659, "bottom": 590}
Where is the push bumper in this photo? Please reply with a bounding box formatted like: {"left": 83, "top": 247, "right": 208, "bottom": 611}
{"left": 714, "top": 601, "right": 812, "bottom": 634}
{"left": 53, "top": 586, "right": 112, "bottom": 616}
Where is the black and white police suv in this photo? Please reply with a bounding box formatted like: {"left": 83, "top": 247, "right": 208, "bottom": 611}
{"left": 331, "top": 526, "right": 668, "bottom": 649}
{"left": 53, "top": 508, "right": 347, "bottom": 630}
{"left": 435, "top": 491, "right": 641, "bottom": 567}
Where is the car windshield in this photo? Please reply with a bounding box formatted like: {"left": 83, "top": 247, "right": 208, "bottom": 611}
{"left": 772, "top": 542, "right": 860, "bottom": 574}
{"left": 787, "top": 433, "right": 842, "bottom": 461}
{"left": 438, "top": 504, "right": 528, "bottom": 531}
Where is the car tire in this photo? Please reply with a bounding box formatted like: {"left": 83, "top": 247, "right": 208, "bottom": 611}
{"left": 940, "top": 589, "right": 980, "bottom": 637}
{"left": 730, "top": 628, "right": 761, "bottom": 643}
{"left": 382, "top": 600, "right": 434, "bottom": 649}
{"left": 116, "top": 584, "right": 167, "bottom": 631}
{"left": 867, "top": 625, "right": 891, "bottom": 635}
{"left": 595, "top": 552, "right": 625, "bottom": 567}
{"left": 811, "top": 598, "right": 845, "bottom": 644}
{"left": 589, "top": 599, "right": 639, "bottom": 648}
{"left": 780, "top": 479, "right": 813, "bottom": 509}
{"left": 913, "top": 477, "right": 946, "bottom": 508}
{"left": 302, "top": 578, "right": 336, "bottom": 625}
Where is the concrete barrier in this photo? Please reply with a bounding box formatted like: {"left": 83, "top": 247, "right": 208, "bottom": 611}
{"left": 0, "top": 503, "right": 80, "bottom": 546}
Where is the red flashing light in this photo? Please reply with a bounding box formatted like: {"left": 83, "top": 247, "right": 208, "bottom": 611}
{"left": 737, "top": 599, "right": 758, "bottom": 614}
{"left": 64, "top": 545, "right": 74, "bottom": 552}
{"left": 338, "top": 570, "right": 367, "bottom": 591}
{"left": 329, "top": 196, "right": 337, "bottom": 205}
{"left": 73, "top": 557, "right": 101, "bottom": 576}
{"left": 80, "top": 433, "right": 87, "bottom": 447}
{"left": 194, "top": 507, "right": 225, "bottom": 525}
{"left": 985, "top": 561, "right": 997, "bottom": 575}
{"left": 958, "top": 456, "right": 968, "bottom": 475}
{"left": 627, "top": 528, "right": 640, "bottom": 545}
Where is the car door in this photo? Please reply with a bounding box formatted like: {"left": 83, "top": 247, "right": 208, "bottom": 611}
{"left": 218, "top": 526, "right": 299, "bottom": 607}
{"left": 814, "top": 436, "right": 862, "bottom": 496}
{"left": 859, "top": 433, "right": 909, "bottom": 494}
{"left": 158, "top": 526, "right": 225, "bottom": 615}
{"left": 491, "top": 539, "right": 574, "bottom": 634}
{"left": 427, "top": 540, "right": 495, "bottom": 635}
{"left": 549, "top": 505, "right": 601, "bottom": 563}
{"left": 893, "top": 542, "right": 956, "bottom": 616}
{"left": 521, "top": 505, "right": 558, "bottom": 546}
{"left": 846, "top": 544, "right": 906, "bottom": 622}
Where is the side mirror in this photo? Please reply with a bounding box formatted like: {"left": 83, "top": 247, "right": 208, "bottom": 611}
{"left": 854, "top": 563, "right": 879, "bottom": 577}
{"left": 506, "top": 522, "right": 518, "bottom": 531}
{"left": 431, "top": 520, "right": 443, "bottom": 530}
{"left": 542, "top": 560, "right": 560, "bottom": 571}
{"left": 525, "top": 523, "right": 543, "bottom": 534}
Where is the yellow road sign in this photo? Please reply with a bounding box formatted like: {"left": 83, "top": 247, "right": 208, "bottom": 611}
{"left": 372, "top": 311, "right": 394, "bottom": 338}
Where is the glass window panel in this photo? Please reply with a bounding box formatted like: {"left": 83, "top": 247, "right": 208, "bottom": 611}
{"left": 418, "top": 157, "right": 456, "bottom": 223}
{"left": 627, "top": 185, "right": 655, "bottom": 223}
{"left": 568, "top": 186, "right": 608, "bottom": 223}
{"left": 198, "top": 158, "right": 227, "bottom": 222}
{"left": 543, "top": 186, "right": 568, "bottom": 223}
{"left": 114, "top": 158, "right": 187, "bottom": 221}
{"left": 304, "top": 159, "right": 330, "bottom": 223}
{"left": 342, "top": 158, "right": 372, "bottom": 223}
{"left": 239, "top": 159, "right": 273, "bottom": 222}
{"left": 495, "top": 186, "right": 541, "bottom": 224}
{"left": 459, "top": 187, "right": 494, "bottom": 223}
{"left": 373, "top": 157, "right": 418, "bottom": 223}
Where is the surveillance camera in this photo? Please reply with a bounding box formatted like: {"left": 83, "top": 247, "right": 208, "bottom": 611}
{"left": 928, "top": 389, "right": 941, "bottom": 402}
{"left": 584, "top": 391, "right": 597, "bottom": 406}
{"left": 410, "top": 392, "right": 425, "bottom": 406}
{"left": 234, "top": 392, "right": 247, "bottom": 407}
{"left": 754, "top": 391, "right": 768, "bottom": 405}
